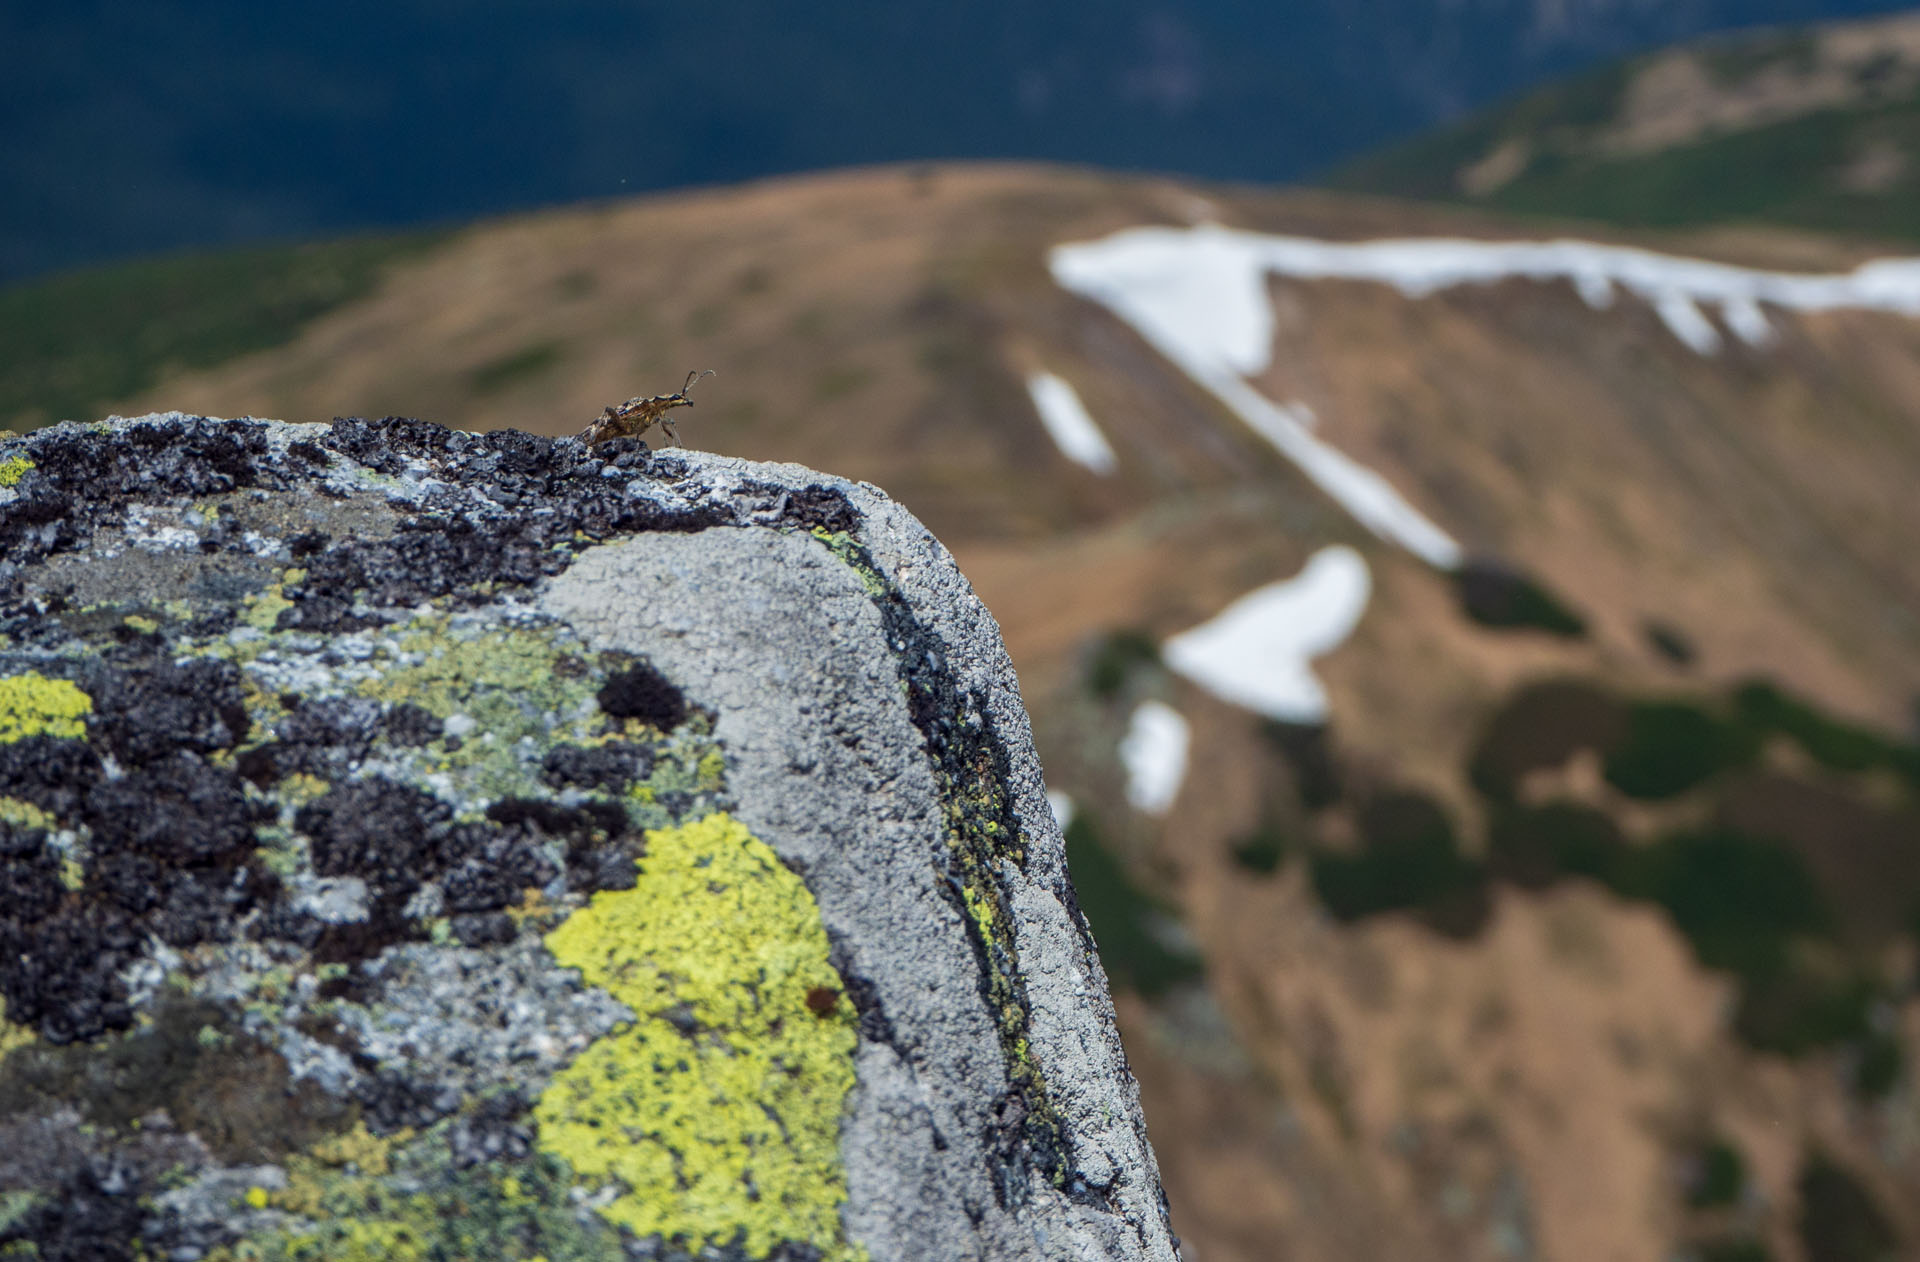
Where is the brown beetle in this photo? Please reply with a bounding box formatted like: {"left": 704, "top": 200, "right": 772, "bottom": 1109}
{"left": 580, "top": 369, "right": 715, "bottom": 448}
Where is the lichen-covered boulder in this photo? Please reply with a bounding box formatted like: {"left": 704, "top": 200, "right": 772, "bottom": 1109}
{"left": 0, "top": 414, "right": 1178, "bottom": 1262}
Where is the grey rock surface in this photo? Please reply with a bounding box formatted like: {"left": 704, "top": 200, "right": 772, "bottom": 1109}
{"left": 0, "top": 414, "right": 1177, "bottom": 1262}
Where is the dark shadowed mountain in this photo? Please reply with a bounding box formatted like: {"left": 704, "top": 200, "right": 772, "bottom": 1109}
{"left": 4, "top": 0, "right": 1916, "bottom": 283}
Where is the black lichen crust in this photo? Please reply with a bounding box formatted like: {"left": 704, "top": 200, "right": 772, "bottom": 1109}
{"left": 0, "top": 649, "right": 270, "bottom": 1044}
{"left": 0, "top": 417, "right": 754, "bottom": 1041}
{"left": 808, "top": 527, "right": 1079, "bottom": 1208}
{"left": 0, "top": 415, "right": 860, "bottom": 634}
{"left": 0, "top": 415, "right": 815, "bottom": 1261}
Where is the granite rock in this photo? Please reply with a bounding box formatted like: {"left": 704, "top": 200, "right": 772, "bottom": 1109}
{"left": 0, "top": 414, "right": 1178, "bottom": 1262}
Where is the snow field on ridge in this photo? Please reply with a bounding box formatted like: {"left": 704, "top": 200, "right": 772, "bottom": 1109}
{"left": 1050, "top": 224, "right": 1920, "bottom": 566}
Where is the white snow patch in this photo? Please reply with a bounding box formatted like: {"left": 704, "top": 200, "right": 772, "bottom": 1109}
{"left": 1049, "top": 228, "right": 1464, "bottom": 568}
{"left": 1119, "top": 701, "right": 1190, "bottom": 816}
{"left": 1162, "top": 545, "right": 1372, "bottom": 724}
{"left": 1721, "top": 294, "right": 1774, "bottom": 347}
{"left": 1051, "top": 225, "right": 1920, "bottom": 563}
{"left": 1027, "top": 372, "right": 1119, "bottom": 474}
{"left": 1054, "top": 224, "right": 1920, "bottom": 360}
{"left": 1654, "top": 290, "right": 1722, "bottom": 354}
{"left": 1574, "top": 270, "right": 1615, "bottom": 309}
{"left": 1210, "top": 376, "right": 1462, "bottom": 569}
{"left": 1047, "top": 789, "right": 1076, "bottom": 834}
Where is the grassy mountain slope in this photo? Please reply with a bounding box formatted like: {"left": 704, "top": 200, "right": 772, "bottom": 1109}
{"left": 1329, "top": 11, "right": 1920, "bottom": 244}
{"left": 16, "top": 164, "right": 1920, "bottom": 1261}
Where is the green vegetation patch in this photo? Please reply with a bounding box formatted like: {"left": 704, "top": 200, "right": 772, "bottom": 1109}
{"left": 1468, "top": 679, "right": 1625, "bottom": 799}
{"left": 1229, "top": 822, "right": 1289, "bottom": 876}
{"left": 1325, "top": 60, "right": 1630, "bottom": 203}
{"left": 1453, "top": 561, "right": 1587, "bottom": 638}
{"left": 1259, "top": 719, "right": 1343, "bottom": 810}
{"left": 1734, "top": 681, "right": 1920, "bottom": 787}
{"left": 1732, "top": 955, "right": 1880, "bottom": 1056}
{"left": 1603, "top": 701, "right": 1759, "bottom": 800}
{"left": 1798, "top": 1153, "right": 1899, "bottom": 1262}
{"left": 1310, "top": 791, "right": 1488, "bottom": 939}
{"left": 0, "top": 230, "right": 444, "bottom": 430}
{"left": 1644, "top": 620, "right": 1698, "bottom": 667}
{"left": 1685, "top": 1138, "right": 1748, "bottom": 1209}
{"left": 534, "top": 813, "right": 864, "bottom": 1261}
{"left": 1467, "top": 101, "right": 1920, "bottom": 244}
{"left": 1622, "top": 830, "right": 1827, "bottom": 976}
{"left": 1455, "top": 672, "right": 1920, "bottom": 1071}
{"left": 1062, "top": 812, "right": 1203, "bottom": 997}
{"left": 1086, "top": 628, "right": 1161, "bottom": 700}
{"left": 1486, "top": 800, "right": 1626, "bottom": 890}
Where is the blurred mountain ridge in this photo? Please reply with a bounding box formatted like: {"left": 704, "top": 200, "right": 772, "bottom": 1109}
{"left": 4, "top": 0, "right": 1916, "bottom": 282}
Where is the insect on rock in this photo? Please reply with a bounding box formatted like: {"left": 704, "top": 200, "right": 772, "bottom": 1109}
{"left": 580, "top": 369, "right": 715, "bottom": 448}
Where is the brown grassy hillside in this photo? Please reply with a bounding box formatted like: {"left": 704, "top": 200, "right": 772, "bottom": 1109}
{"left": 100, "top": 163, "right": 1920, "bottom": 1262}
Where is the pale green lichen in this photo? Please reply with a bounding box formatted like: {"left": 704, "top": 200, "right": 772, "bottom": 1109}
{"left": 0, "top": 997, "right": 35, "bottom": 1059}
{"left": 0, "top": 796, "right": 55, "bottom": 831}
{"left": 535, "top": 813, "right": 864, "bottom": 1261}
{"left": 308, "top": 1120, "right": 410, "bottom": 1176}
{"left": 240, "top": 584, "right": 295, "bottom": 633}
{"left": 213, "top": 1130, "right": 622, "bottom": 1262}
{"left": 0, "top": 672, "right": 91, "bottom": 743}
{"left": 809, "top": 527, "right": 886, "bottom": 598}
{"left": 0, "top": 456, "right": 33, "bottom": 488}
{"left": 352, "top": 617, "right": 604, "bottom": 801}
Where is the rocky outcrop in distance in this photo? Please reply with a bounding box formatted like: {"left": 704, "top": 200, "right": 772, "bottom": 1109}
{"left": 0, "top": 413, "right": 1179, "bottom": 1262}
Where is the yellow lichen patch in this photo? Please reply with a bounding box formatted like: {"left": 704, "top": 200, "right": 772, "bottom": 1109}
{"left": 0, "top": 673, "right": 91, "bottom": 743}
{"left": 535, "top": 813, "right": 864, "bottom": 1260}
{"left": 0, "top": 456, "right": 33, "bottom": 488}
